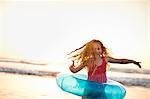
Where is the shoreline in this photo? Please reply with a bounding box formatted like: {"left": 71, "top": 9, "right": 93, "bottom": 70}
{"left": 0, "top": 67, "right": 150, "bottom": 88}
{"left": 0, "top": 61, "right": 150, "bottom": 88}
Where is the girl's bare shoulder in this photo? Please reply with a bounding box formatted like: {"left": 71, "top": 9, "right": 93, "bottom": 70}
{"left": 105, "top": 56, "right": 111, "bottom": 62}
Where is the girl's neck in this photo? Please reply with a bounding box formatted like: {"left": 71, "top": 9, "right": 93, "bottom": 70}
{"left": 95, "top": 54, "right": 102, "bottom": 59}
{"left": 94, "top": 55, "right": 103, "bottom": 66}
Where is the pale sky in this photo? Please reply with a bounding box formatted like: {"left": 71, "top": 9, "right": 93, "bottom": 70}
{"left": 0, "top": 0, "right": 150, "bottom": 69}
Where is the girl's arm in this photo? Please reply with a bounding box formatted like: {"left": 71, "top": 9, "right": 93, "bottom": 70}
{"left": 107, "top": 56, "right": 141, "bottom": 68}
{"left": 69, "top": 61, "right": 85, "bottom": 73}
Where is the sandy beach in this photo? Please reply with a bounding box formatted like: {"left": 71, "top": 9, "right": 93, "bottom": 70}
{"left": 0, "top": 72, "right": 150, "bottom": 99}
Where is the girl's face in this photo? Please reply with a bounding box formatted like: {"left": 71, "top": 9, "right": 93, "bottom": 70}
{"left": 93, "top": 43, "right": 102, "bottom": 55}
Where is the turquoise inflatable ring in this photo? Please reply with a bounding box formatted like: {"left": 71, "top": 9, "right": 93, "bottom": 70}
{"left": 56, "top": 74, "right": 126, "bottom": 99}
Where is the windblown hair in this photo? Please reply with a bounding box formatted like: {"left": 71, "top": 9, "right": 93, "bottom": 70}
{"left": 67, "top": 39, "right": 109, "bottom": 70}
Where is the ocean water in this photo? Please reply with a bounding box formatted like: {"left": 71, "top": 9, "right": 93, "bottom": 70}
{"left": 0, "top": 62, "right": 150, "bottom": 99}
{"left": 0, "top": 62, "right": 150, "bottom": 87}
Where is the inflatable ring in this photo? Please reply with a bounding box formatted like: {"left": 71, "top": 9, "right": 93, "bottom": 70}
{"left": 56, "top": 74, "right": 126, "bottom": 99}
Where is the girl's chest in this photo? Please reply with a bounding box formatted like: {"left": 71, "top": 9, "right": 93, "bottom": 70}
{"left": 94, "top": 58, "right": 103, "bottom": 66}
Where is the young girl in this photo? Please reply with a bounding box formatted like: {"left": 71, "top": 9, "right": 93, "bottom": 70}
{"left": 68, "top": 39, "right": 141, "bottom": 99}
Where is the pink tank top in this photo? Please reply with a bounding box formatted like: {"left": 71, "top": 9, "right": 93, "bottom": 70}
{"left": 88, "top": 57, "right": 107, "bottom": 83}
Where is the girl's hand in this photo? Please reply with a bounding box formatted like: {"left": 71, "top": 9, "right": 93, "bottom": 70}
{"left": 71, "top": 60, "right": 75, "bottom": 66}
{"left": 69, "top": 61, "right": 75, "bottom": 69}
{"left": 133, "top": 61, "right": 141, "bottom": 68}
{"left": 69, "top": 60, "right": 85, "bottom": 73}
{"left": 69, "top": 60, "right": 77, "bottom": 73}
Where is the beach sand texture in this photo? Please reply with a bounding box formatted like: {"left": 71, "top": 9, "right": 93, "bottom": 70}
{"left": 0, "top": 72, "right": 150, "bottom": 99}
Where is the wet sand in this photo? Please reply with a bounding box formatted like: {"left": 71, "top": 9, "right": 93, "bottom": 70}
{"left": 0, "top": 72, "right": 150, "bottom": 99}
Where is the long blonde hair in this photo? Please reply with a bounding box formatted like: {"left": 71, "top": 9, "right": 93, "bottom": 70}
{"left": 67, "top": 39, "right": 109, "bottom": 70}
